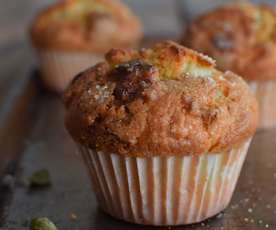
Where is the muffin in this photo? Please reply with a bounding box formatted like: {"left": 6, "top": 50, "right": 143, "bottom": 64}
{"left": 63, "top": 41, "right": 258, "bottom": 225}
{"left": 183, "top": 2, "right": 276, "bottom": 129}
{"left": 30, "top": 0, "right": 142, "bottom": 92}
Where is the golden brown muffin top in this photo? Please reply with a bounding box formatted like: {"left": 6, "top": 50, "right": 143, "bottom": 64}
{"left": 183, "top": 2, "right": 276, "bottom": 81}
{"left": 30, "top": 0, "right": 142, "bottom": 53}
{"left": 64, "top": 41, "right": 258, "bottom": 157}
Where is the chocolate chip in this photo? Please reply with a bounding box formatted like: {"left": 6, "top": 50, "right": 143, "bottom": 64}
{"left": 110, "top": 60, "right": 157, "bottom": 103}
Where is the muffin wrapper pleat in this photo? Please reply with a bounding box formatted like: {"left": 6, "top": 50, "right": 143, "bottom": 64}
{"left": 249, "top": 81, "right": 276, "bottom": 129}
{"left": 37, "top": 50, "right": 103, "bottom": 92}
{"left": 78, "top": 139, "right": 251, "bottom": 226}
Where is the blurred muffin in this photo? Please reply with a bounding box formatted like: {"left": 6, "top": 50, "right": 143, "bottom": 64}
{"left": 63, "top": 41, "right": 258, "bottom": 225}
{"left": 183, "top": 2, "right": 276, "bottom": 129}
{"left": 30, "top": 0, "right": 142, "bottom": 92}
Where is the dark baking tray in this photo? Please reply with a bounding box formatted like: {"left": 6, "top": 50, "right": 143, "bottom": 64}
{"left": 0, "top": 42, "right": 275, "bottom": 230}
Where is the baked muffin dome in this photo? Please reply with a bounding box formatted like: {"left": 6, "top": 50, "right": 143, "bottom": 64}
{"left": 30, "top": 0, "right": 142, "bottom": 53}
{"left": 64, "top": 41, "right": 258, "bottom": 157}
{"left": 183, "top": 2, "right": 276, "bottom": 81}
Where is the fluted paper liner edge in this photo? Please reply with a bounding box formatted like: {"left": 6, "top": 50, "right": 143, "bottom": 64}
{"left": 37, "top": 50, "right": 103, "bottom": 92}
{"left": 249, "top": 81, "right": 276, "bottom": 129}
{"left": 78, "top": 139, "right": 251, "bottom": 226}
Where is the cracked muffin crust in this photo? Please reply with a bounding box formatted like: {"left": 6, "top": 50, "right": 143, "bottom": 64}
{"left": 183, "top": 2, "right": 276, "bottom": 81}
{"left": 30, "top": 0, "right": 142, "bottom": 53}
{"left": 64, "top": 41, "right": 258, "bottom": 157}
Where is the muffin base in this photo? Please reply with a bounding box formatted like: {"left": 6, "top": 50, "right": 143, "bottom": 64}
{"left": 78, "top": 139, "right": 251, "bottom": 226}
{"left": 249, "top": 81, "right": 276, "bottom": 129}
{"left": 38, "top": 50, "right": 103, "bottom": 92}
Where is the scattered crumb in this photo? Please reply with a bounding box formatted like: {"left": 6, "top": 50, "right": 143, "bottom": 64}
{"left": 248, "top": 208, "right": 253, "bottom": 213}
{"left": 29, "top": 169, "right": 51, "bottom": 187}
{"left": 231, "top": 204, "right": 239, "bottom": 209}
{"left": 29, "top": 217, "right": 57, "bottom": 230}
{"left": 244, "top": 218, "right": 249, "bottom": 222}
{"left": 69, "top": 213, "right": 77, "bottom": 221}
{"left": 265, "top": 224, "right": 269, "bottom": 228}
{"left": 250, "top": 219, "right": 254, "bottom": 223}
{"left": 258, "top": 220, "right": 263, "bottom": 224}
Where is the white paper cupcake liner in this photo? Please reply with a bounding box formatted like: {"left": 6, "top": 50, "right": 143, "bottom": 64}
{"left": 78, "top": 139, "right": 251, "bottom": 226}
{"left": 249, "top": 81, "right": 276, "bottom": 129}
{"left": 37, "top": 50, "right": 103, "bottom": 92}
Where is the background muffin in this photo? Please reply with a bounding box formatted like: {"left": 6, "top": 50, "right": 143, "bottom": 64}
{"left": 183, "top": 2, "right": 276, "bottom": 129}
{"left": 30, "top": 0, "right": 142, "bottom": 92}
{"left": 64, "top": 41, "right": 258, "bottom": 225}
